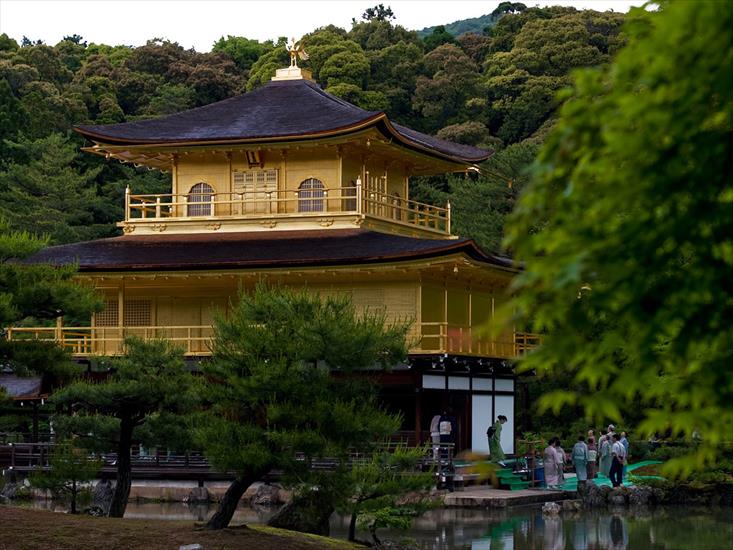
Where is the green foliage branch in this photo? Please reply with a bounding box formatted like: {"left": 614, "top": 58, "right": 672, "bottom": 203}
{"left": 504, "top": 1, "right": 733, "bottom": 476}
{"left": 52, "top": 338, "right": 199, "bottom": 517}
{"left": 197, "top": 285, "right": 410, "bottom": 530}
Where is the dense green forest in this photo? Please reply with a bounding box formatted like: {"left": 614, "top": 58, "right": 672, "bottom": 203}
{"left": 0, "top": 3, "right": 626, "bottom": 252}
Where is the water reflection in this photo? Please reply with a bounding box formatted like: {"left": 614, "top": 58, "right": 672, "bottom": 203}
{"left": 14, "top": 499, "right": 733, "bottom": 549}
{"left": 124, "top": 500, "right": 277, "bottom": 524}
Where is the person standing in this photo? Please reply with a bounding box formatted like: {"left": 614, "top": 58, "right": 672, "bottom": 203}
{"left": 587, "top": 436, "right": 598, "bottom": 480}
{"left": 620, "top": 431, "right": 630, "bottom": 476}
{"left": 572, "top": 435, "right": 590, "bottom": 484}
{"left": 429, "top": 413, "right": 442, "bottom": 460}
{"left": 438, "top": 410, "right": 454, "bottom": 460}
{"left": 609, "top": 433, "right": 627, "bottom": 487}
{"left": 556, "top": 440, "right": 567, "bottom": 486}
{"left": 544, "top": 437, "right": 563, "bottom": 489}
{"left": 599, "top": 434, "right": 613, "bottom": 478}
{"left": 488, "top": 415, "right": 507, "bottom": 462}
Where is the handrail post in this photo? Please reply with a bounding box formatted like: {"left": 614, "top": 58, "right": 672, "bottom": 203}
{"left": 125, "top": 186, "right": 131, "bottom": 220}
{"left": 356, "top": 176, "right": 363, "bottom": 215}
{"left": 446, "top": 200, "right": 451, "bottom": 235}
{"left": 155, "top": 196, "right": 161, "bottom": 219}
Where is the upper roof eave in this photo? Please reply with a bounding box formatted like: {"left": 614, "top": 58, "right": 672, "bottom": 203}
{"left": 74, "top": 79, "right": 491, "bottom": 166}
{"left": 75, "top": 116, "right": 490, "bottom": 168}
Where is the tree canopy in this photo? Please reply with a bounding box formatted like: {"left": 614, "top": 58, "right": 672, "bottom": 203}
{"left": 504, "top": 1, "right": 733, "bottom": 474}
{"left": 53, "top": 338, "right": 199, "bottom": 516}
{"left": 0, "top": 219, "right": 100, "bottom": 378}
{"left": 197, "top": 285, "right": 410, "bottom": 530}
{"left": 0, "top": 6, "right": 626, "bottom": 251}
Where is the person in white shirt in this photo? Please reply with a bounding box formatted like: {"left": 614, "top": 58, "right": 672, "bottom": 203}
{"left": 429, "top": 413, "right": 441, "bottom": 460}
{"left": 610, "top": 433, "right": 627, "bottom": 487}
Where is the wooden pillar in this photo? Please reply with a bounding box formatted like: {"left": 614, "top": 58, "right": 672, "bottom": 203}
{"left": 118, "top": 280, "right": 125, "bottom": 352}
{"left": 55, "top": 316, "right": 63, "bottom": 342}
{"left": 414, "top": 383, "right": 422, "bottom": 447}
{"left": 32, "top": 401, "right": 39, "bottom": 443}
{"left": 443, "top": 283, "right": 448, "bottom": 352}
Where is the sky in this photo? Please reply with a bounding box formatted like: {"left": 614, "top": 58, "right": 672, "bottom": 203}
{"left": 0, "top": 0, "right": 644, "bottom": 52}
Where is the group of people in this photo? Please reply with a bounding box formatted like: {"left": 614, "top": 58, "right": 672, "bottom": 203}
{"left": 429, "top": 409, "right": 458, "bottom": 460}
{"left": 544, "top": 425, "right": 630, "bottom": 489}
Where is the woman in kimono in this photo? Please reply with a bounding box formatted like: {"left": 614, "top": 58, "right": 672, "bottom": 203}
{"left": 572, "top": 435, "right": 590, "bottom": 483}
{"left": 543, "top": 437, "right": 561, "bottom": 489}
{"left": 488, "top": 415, "right": 507, "bottom": 461}
{"left": 599, "top": 434, "right": 613, "bottom": 477}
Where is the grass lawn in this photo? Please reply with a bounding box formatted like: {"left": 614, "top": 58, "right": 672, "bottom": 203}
{"left": 0, "top": 506, "right": 359, "bottom": 550}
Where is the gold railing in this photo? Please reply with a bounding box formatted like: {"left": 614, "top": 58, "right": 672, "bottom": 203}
{"left": 125, "top": 188, "right": 360, "bottom": 220}
{"left": 124, "top": 181, "right": 450, "bottom": 235}
{"left": 6, "top": 324, "right": 537, "bottom": 359}
{"left": 362, "top": 188, "right": 449, "bottom": 234}
{"left": 418, "top": 323, "right": 539, "bottom": 358}
{"left": 5, "top": 326, "right": 214, "bottom": 356}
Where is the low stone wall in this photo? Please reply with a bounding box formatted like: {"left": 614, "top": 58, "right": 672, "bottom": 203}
{"left": 578, "top": 482, "right": 733, "bottom": 508}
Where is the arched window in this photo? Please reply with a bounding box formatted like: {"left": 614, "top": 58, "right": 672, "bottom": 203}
{"left": 187, "top": 182, "right": 214, "bottom": 216}
{"left": 298, "top": 178, "right": 325, "bottom": 213}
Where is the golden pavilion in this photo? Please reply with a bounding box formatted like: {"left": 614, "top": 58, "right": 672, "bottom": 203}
{"left": 14, "top": 63, "right": 535, "bottom": 454}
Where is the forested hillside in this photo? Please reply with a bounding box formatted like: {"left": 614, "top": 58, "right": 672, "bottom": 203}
{"left": 0, "top": 4, "right": 625, "bottom": 252}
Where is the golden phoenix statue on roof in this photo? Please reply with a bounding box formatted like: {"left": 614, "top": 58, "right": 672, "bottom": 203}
{"left": 286, "top": 37, "right": 309, "bottom": 68}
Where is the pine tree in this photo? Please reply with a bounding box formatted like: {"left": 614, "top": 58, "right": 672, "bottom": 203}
{"left": 0, "top": 133, "right": 105, "bottom": 244}
{"left": 52, "top": 338, "right": 199, "bottom": 517}
{"left": 198, "top": 285, "right": 410, "bottom": 530}
{"left": 344, "top": 446, "right": 434, "bottom": 545}
{"left": 31, "top": 440, "right": 102, "bottom": 514}
{"left": 0, "top": 218, "right": 100, "bottom": 379}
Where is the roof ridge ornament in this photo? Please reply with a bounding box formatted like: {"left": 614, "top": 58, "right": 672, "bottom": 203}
{"left": 287, "top": 37, "right": 309, "bottom": 68}
{"left": 272, "top": 37, "right": 314, "bottom": 82}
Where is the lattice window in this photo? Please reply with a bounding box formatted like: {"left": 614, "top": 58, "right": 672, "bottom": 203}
{"left": 298, "top": 178, "right": 325, "bottom": 213}
{"left": 95, "top": 300, "right": 119, "bottom": 327}
{"left": 232, "top": 169, "right": 278, "bottom": 192}
{"left": 187, "top": 182, "right": 214, "bottom": 216}
{"left": 123, "top": 300, "right": 151, "bottom": 327}
{"left": 233, "top": 169, "right": 278, "bottom": 213}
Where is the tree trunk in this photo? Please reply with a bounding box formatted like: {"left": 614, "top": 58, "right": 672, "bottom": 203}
{"left": 108, "top": 417, "right": 133, "bottom": 518}
{"left": 205, "top": 472, "right": 262, "bottom": 529}
{"left": 267, "top": 489, "right": 334, "bottom": 536}
{"left": 370, "top": 522, "right": 381, "bottom": 547}
{"left": 70, "top": 480, "right": 77, "bottom": 514}
{"left": 348, "top": 510, "right": 358, "bottom": 542}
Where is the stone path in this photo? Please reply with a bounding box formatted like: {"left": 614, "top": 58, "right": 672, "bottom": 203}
{"left": 443, "top": 486, "right": 571, "bottom": 508}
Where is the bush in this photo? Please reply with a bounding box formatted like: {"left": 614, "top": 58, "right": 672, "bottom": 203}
{"left": 649, "top": 444, "right": 696, "bottom": 462}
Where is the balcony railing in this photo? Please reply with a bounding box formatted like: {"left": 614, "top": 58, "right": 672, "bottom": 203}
{"left": 124, "top": 181, "right": 450, "bottom": 235}
{"left": 6, "top": 324, "right": 538, "bottom": 359}
{"left": 418, "top": 323, "right": 540, "bottom": 358}
{"left": 5, "top": 326, "right": 214, "bottom": 356}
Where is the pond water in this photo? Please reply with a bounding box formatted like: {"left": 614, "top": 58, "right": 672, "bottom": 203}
{"left": 18, "top": 499, "right": 733, "bottom": 549}
{"left": 124, "top": 501, "right": 733, "bottom": 549}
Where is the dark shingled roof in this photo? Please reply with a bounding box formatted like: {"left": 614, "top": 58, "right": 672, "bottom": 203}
{"left": 0, "top": 375, "right": 43, "bottom": 400}
{"left": 75, "top": 79, "right": 491, "bottom": 164}
{"left": 25, "top": 230, "right": 513, "bottom": 272}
